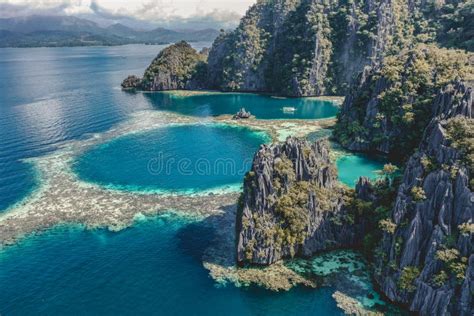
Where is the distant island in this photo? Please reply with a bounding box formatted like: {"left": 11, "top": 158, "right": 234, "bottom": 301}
{"left": 0, "top": 15, "right": 219, "bottom": 47}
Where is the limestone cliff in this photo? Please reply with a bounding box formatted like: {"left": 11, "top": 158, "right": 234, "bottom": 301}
{"left": 207, "top": 0, "right": 402, "bottom": 96}
{"left": 236, "top": 138, "right": 368, "bottom": 265}
{"left": 373, "top": 82, "right": 473, "bottom": 315}
{"left": 235, "top": 82, "right": 472, "bottom": 314}
{"left": 123, "top": 1, "right": 471, "bottom": 96}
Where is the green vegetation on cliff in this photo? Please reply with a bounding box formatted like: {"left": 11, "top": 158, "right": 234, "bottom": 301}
{"left": 124, "top": 0, "right": 473, "bottom": 97}
{"left": 446, "top": 116, "right": 474, "bottom": 172}
{"left": 418, "top": 0, "right": 474, "bottom": 51}
{"left": 140, "top": 41, "right": 208, "bottom": 91}
{"left": 205, "top": 0, "right": 473, "bottom": 96}
{"left": 334, "top": 44, "right": 473, "bottom": 160}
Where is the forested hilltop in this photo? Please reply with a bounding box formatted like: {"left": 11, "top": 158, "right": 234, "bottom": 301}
{"left": 124, "top": 0, "right": 473, "bottom": 96}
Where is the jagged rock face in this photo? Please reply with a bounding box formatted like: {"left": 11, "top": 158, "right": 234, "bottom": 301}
{"left": 374, "top": 83, "right": 473, "bottom": 315}
{"left": 207, "top": 0, "right": 402, "bottom": 96}
{"left": 334, "top": 46, "right": 473, "bottom": 160}
{"left": 236, "top": 138, "right": 366, "bottom": 265}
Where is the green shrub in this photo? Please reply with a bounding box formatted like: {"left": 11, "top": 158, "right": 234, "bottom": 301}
{"left": 459, "top": 222, "right": 474, "bottom": 236}
{"left": 450, "top": 261, "right": 468, "bottom": 282}
{"left": 411, "top": 186, "right": 427, "bottom": 201}
{"left": 446, "top": 117, "right": 474, "bottom": 171}
{"left": 399, "top": 266, "right": 420, "bottom": 292}
{"left": 436, "top": 248, "right": 460, "bottom": 263}
{"left": 436, "top": 248, "right": 468, "bottom": 282}
{"left": 379, "top": 219, "right": 397, "bottom": 234}
{"left": 420, "top": 155, "right": 437, "bottom": 172}
{"left": 431, "top": 270, "right": 448, "bottom": 287}
{"left": 274, "top": 181, "right": 311, "bottom": 248}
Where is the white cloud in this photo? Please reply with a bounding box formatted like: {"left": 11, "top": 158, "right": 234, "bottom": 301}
{"left": 0, "top": 0, "right": 256, "bottom": 29}
{"left": 84, "top": 0, "right": 245, "bottom": 29}
{"left": 0, "top": 0, "right": 256, "bottom": 20}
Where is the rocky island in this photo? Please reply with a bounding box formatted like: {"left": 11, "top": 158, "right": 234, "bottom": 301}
{"left": 121, "top": 41, "right": 208, "bottom": 91}
{"left": 233, "top": 108, "right": 252, "bottom": 119}
{"left": 123, "top": 0, "right": 473, "bottom": 98}
{"left": 236, "top": 138, "right": 366, "bottom": 265}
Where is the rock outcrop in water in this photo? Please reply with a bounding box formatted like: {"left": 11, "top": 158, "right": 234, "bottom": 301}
{"left": 121, "top": 75, "right": 142, "bottom": 90}
{"left": 121, "top": 41, "right": 208, "bottom": 91}
{"left": 233, "top": 108, "right": 252, "bottom": 120}
{"left": 372, "top": 82, "right": 473, "bottom": 315}
{"left": 236, "top": 138, "right": 368, "bottom": 265}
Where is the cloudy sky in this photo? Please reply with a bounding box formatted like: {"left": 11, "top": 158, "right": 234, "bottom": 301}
{"left": 0, "top": 0, "right": 257, "bottom": 29}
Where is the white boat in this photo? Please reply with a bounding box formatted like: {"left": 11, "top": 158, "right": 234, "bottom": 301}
{"left": 283, "top": 107, "right": 296, "bottom": 113}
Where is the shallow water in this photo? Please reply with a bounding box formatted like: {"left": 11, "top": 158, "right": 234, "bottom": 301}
{"left": 143, "top": 92, "right": 339, "bottom": 119}
{"left": 0, "top": 213, "right": 344, "bottom": 315}
{"left": 337, "top": 154, "right": 386, "bottom": 187}
{"left": 73, "top": 124, "right": 269, "bottom": 193}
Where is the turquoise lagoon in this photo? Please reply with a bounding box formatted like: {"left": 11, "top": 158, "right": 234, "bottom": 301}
{"left": 73, "top": 124, "right": 269, "bottom": 194}
{"left": 336, "top": 154, "right": 386, "bottom": 187}
{"left": 0, "top": 44, "right": 337, "bottom": 211}
{"left": 143, "top": 92, "right": 340, "bottom": 120}
{"left": 305, "top": 130, "right": 386, "bottom": 187}
{"left": 73, "top": 124, "right": 383, "bottom": 194}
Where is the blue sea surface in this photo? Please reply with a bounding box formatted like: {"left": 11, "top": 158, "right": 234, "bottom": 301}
{"left": 73, "top": 124, "right": 269, "bottom": 193}
{"left": 0, "top": 213, "right": 343, "bottom": 315}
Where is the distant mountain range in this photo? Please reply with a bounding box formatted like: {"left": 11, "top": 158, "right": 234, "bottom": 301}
{"left": 0, "top": 15, "right": 220, "bottom": 47}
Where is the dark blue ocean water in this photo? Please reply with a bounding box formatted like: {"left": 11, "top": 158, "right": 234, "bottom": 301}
{"left": 0, "top": 213, "right": 343, "bottom": 315}
{"left": 0, "top": 45, "right": 392, "bottom": 315}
